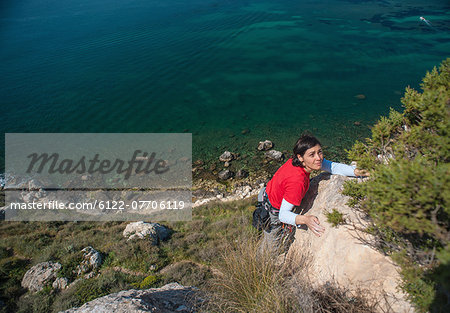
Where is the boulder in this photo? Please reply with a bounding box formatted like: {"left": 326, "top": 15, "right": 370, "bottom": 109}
{"left": 257, "top": 140, "right": 273, "bottom": 151}
{"left": 264, "top": 150, "right": 283, "bottom": 161}
{"left": 76, "top": 246, "right": 103, "bottom": 276}
{"left": 288, "top": 173, "right": 413, "bottom": 312}
{"left": 52, "top": 277, "right": 69, "bottom": 290}
{"left": 123, "top": 221, "right": 171, "bottom": 245}
{"left": 21, "top": 261, "right": 61, "bottom": 292}
{"left": 59, "top": 283, "right": 200, "bottom": 313}
{"left": 219, "top": 151, "right": 234, "bottom": 162}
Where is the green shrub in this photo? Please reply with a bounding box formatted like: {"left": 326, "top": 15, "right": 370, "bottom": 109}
{"left": 325, "top": 209, "right": 345, "bottom": 227}
{"left": 134, "top": 274, "right": 160, "bottom": 289}
{"left": 343, "top": 58, "right": 450, "bottom": 312}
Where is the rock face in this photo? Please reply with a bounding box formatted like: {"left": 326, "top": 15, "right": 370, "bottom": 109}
{"left": 60, "top": 282, "right": 199, "bottom": 313}
{"left": 288, "top": 174, "right": 413, "bottom": 313}
{"left": 123, "top": 221, "right": 171, "bottom": 245}
{"left": 21, "top": 261, "right": 61, "bottom": 292}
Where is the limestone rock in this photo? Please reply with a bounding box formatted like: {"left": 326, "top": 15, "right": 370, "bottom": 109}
{"left": 123, "top": 221, "right": 170, "bottom": 245}
{"left": 264, "top": 150, "right": 283, "bottom": 161}
{"left": 21, "top": 261, "right": 61, "bottom": 292}
{"left": 288, "top": 173, "right": 413, "bottom": 313}
{"left": 52, "top": 277, "right": 69, "bottom": 290}
{"left": 76, "top": 246, "right": 102, "bottom": 276}
{"left": 257, "top": 140, "right": 273, "bottom": 151}
{"left": 219, "top": 151, "right": 234, "bottom": 162}
{"left": 59, "top": 282, "right": 200, "bottom": 313}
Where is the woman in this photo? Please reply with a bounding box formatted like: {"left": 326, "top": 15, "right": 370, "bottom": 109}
{"left": 260, "top": 134, "right": 368, "bottom": 252}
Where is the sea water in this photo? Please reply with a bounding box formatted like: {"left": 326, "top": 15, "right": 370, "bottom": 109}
{"left": 1, "top": 0, "right": 449, "bottom": 166}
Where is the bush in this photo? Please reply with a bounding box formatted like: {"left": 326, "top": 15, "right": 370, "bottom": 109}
{"left": 325, "top": 209, "right": 345, "bottom": 227}
{"left": 343, "top": 58, "right": 450, "bottom": 312}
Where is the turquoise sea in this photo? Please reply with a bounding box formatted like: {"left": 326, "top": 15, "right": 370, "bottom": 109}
{"left": 1, "top": 0, "right": 449, "bottom": 165}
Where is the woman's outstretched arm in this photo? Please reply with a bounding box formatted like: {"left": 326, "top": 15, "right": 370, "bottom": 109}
{"left": 321, "top": 159, "right": 369, "bottom": 177}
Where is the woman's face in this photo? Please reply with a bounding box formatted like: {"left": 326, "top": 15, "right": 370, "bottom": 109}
{"left": 297, "top": 144, "right": 323, "bottom": 172}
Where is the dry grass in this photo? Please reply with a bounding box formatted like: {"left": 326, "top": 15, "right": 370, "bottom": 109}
{"left": 201, "top": 233, "right": 382, "bottom": 313}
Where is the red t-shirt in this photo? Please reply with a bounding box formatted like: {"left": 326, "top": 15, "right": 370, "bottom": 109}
{"left": 266, "top": 158, "right": 310, "bottom": 209}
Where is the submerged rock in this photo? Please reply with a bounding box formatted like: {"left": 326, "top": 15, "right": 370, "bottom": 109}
{"left": 257, "top": 140, "right": 273, "bottom": 151}
{"left": 219, "top": 151, "right": 234, "bottom": 162}
{"left": 218, "top": 169, "right": 233, "bottom": 180}
{"left": 236, "top": 169, "right": 249, "bottom": 179}
{"left": 265, "top": 150, "right": 283, "bottom": 161}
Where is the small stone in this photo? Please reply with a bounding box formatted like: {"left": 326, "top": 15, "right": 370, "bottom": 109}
{"left": 265, "top": 150, "right": 284, "bottom": 161}
{"left": 241, "top": 129, "right": 250, "bottom": 135}
{"left": 354, "top": 94, "right": 366, "bottom": 100}
{"left": 219, "top": 151, "right": 234, "bottom": 162}
{"left": 236, "top": 169, "right": 249, "bottom": 179}
{"left": 218, "top": 169, "right": 232, "bottom": 180}
{"left": 354, "top": 121, "right": 361, "bottom": 126}
{"left": 224, "top": 161, "right": 230, "bottom": 167}
{"left": 193, "top": 159, "right": 204, "bottom": 166}
{"left": 257, "top": 140, "right": 273, "bottom": 151}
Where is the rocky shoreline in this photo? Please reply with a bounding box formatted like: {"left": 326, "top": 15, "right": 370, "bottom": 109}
{"left": 192, "top": 140, "right": 287, "bottom": 207}
{"left": 0, "top": 139, "right": 347, "bottom": 213}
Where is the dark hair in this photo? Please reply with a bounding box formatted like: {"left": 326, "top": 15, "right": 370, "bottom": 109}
{"left": 292, "top": 134, "right": 322, "bottom": 167}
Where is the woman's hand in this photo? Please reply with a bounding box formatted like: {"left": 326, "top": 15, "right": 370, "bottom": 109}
{"left": 354, "top": 168, "right": 370, "bottom": 177}
{"left": 296, "top": 215, "right": 325, "bottom": 237}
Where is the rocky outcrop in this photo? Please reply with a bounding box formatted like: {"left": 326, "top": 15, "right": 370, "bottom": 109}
{"left": 21, "top": 261, "right": 61, "bottom": 292}
{"left": 52, "top": 277, "right": 69, "bottom": 290}
{"left": 193, "top": 183, "right": 264, "bottom": 207}
{"left": 123, "top": 221, "right": 171, "bottom": 245}
{"left": 75, "top": 246, "right": 102, "bottom": 276}
{"left": 288, "top": 173, "right": 413, "bottom": 313}
{"left": 59, "top": 282, "right": 200, "bottom": 313}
